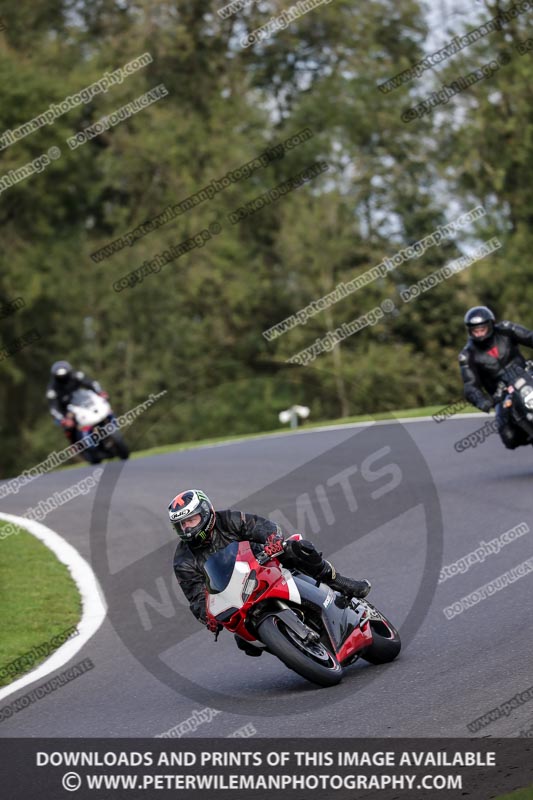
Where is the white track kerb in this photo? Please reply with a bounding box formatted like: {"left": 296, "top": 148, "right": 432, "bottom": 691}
{"left": 0, "top": 512, "right": 107, "bottom": 702}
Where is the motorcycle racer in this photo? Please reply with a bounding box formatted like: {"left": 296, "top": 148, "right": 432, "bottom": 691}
{"left": 171, "top": 489, "right": 371, "bottom": 656}
{"left": 459, "top": 306, "right": 533, "bottom": 449}
{"left": 46, "top": 361, "right": 108, "bottom": 461}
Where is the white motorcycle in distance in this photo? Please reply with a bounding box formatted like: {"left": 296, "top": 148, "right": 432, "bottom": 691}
{"left": 66, "top": 388, "right": 129, "bottom": 463}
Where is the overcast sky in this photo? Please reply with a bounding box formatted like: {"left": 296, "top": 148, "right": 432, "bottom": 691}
{"left": 424, "top": 0, "right": 484, "bottom": 49}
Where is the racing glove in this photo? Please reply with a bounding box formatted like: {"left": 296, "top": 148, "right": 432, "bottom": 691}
{"left": 263, "top": 533, "right": 285, "bottom": 557}
{"left": 60, "top": 417, "right": 75, "bottom": 429}
{"left": 478, "top": 397, "right": 493, "bottom": 413}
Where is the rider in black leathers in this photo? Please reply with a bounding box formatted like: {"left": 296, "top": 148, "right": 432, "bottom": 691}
{"left": 459, "top": 306, "right": 533, "bottom": 449}
{"left": 171, "top": 489, "right": 371, "bottom": 656}
{"left": 46, "top": 360, "right": 107, "bottom": 459}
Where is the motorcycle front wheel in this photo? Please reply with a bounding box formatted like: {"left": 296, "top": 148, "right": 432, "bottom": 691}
{"left": 257, "top": 615, "right": 343, "bottom": 687}
{"left": 107, "top": 431, "right": 130, "bottom": 459}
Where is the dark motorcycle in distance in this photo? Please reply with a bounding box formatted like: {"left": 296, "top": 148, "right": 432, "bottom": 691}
{"left": 204, "top": 536, "right": 401, "bottom": 687}
{"left": 497, "top": 364, "right": 533, "bottom": 442}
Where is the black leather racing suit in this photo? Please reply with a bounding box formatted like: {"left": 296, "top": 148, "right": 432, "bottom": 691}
{"left": 173, "top": 510, "right": 329, "bottom": 625}
{"left": 459, "top": 321, "right": 533, "bottom": 449}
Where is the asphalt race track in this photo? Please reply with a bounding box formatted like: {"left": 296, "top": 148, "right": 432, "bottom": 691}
{"left": 1, "top": 416, "right": 532, "bottom": 739}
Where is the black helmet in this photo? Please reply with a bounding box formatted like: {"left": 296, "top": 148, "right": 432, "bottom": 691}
{"left": 51, "top": 360, "right": 73, "bottom": 383}
{"left": 168, "top": 489, "right": 216, "bottom": 547}
{"left": 464, "top": 306, "right": 495, "bottom": 342}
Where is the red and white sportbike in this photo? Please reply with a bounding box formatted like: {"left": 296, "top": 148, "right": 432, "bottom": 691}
{"left": 204, "top": 536, "right": 401, "bottom": 687}
{"left": 67, "top": 388, "right": 129, "bottom": 462}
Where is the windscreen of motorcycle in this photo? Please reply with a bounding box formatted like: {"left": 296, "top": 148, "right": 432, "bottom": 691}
{"left": 67, "top": 389, "right": 110, "bottom": 426}
{"left": 204, "top": 541, "right": 240, "bottom": 593}
{"left": 204, "top": 542, "right": 251, "bottom": 616}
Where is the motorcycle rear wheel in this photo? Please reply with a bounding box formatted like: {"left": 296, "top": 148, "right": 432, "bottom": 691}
{"left": 360, "top": 619, "right": 401, "bottom": 665}
{"left": 257, "top": 615, "right": 343, "bottom": 687}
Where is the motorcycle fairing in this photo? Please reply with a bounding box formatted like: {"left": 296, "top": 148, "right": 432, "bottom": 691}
{"left": 67, "top": 388, "right": 111, "bottom": 427}
{"left": 292, "top": 575, "right": 369, "bottom": 654}
{"left": 208, "top": 560, "right": 251, "bottom": 616}
{"left": 205, "top": 543, "right": 296, "bottom": 631}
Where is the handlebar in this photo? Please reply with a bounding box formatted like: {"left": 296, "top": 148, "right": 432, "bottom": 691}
{"left": 494, "top": 364, "right": 533, "bottom": 400}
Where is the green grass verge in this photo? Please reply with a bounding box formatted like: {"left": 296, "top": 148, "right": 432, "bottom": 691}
{"left": 0, "top": 521, "right": 81, "bottom": 688}
{"left": 494, "top": 786, "right": 533, "bottom": 800}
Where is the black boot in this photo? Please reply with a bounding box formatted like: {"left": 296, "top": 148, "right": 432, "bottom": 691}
{"left": 329, "top": 573, "right": 371, "bottom": 599}
{"left": 318, "top": 561, "right": 371, "bottom": 599}
{"left": 284, "top": 541, "right": 372, "bottom": 600}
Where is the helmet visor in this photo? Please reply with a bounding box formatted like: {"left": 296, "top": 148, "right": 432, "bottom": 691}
{"left": 175, "top": 513, "right": 204, "bottom": 540}
{"left": 468, "top": 321, "right": 493, "bottom": 341}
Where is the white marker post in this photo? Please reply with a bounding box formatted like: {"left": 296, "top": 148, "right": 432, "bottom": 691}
{"left": 278, "top": 404, "right": 310, "bottom": 429}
